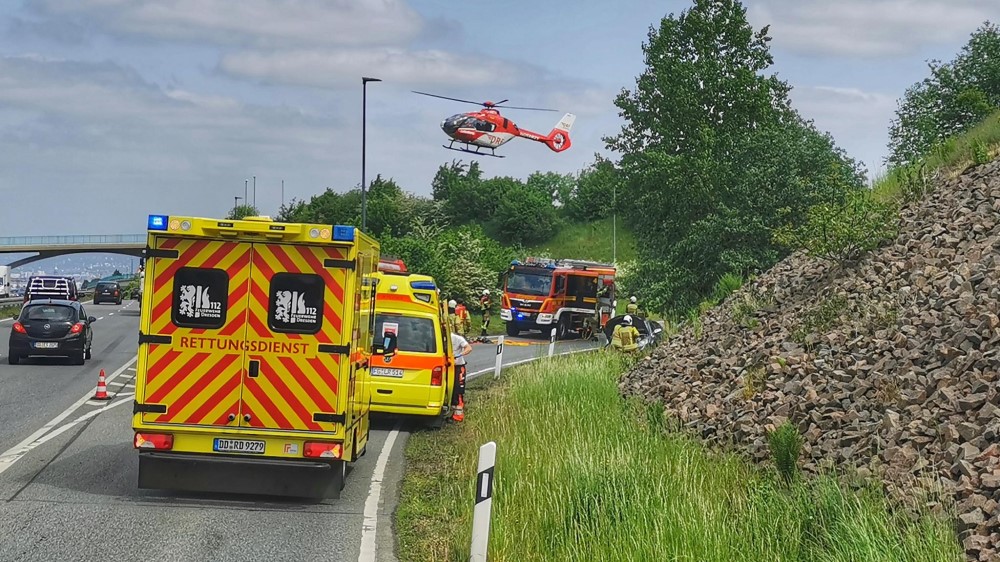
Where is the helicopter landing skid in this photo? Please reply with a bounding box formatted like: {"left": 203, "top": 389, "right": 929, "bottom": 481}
{"left": 442, "top": 143, "right": 505, "bottom": 158}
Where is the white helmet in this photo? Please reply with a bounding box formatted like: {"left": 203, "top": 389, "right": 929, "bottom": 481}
{"left": 483, "top": 289, "right": 490, "bottom": 295}
{"left": 630, "top": 296, "right": 637, "bottom": 303}
{"left": 448, "top": 299, "right": 457, "bottom": 308}
{"left": 623, "top": 315, "right": 633, "bottom": 325}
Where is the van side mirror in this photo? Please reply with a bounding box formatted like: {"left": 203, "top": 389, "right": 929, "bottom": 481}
{"left": 373, "top": 332, "right": 398, "bottom": 357}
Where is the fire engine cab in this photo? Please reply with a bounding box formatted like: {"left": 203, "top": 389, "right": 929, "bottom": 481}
{"left": 499, "top": 257, "right": 616, "bottom": 339}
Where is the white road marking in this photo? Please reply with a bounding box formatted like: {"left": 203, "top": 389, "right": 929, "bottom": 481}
{"left": 0, "top": 355, "right": 138, "bottom": 476}
{"left": 467, "top": 346, "right": 596, "bottom": 380}
{"left": 34, "top": 394, "right": 135, "bottom": 447}
{"left": 98, "top": 317, "right": 104, "bottom": 320}
{"left": 127, "top": 367, "right": 136, "bottom": 371}
{"left": 357, "top": 423, "right": 401, "bottom": 562}
{"left": 108, "top": 313, "right": 114, "bottom": 316}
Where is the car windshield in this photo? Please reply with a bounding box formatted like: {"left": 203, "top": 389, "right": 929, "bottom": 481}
{"left": 506, "top": 271, "right": 553, "bottom": 296}
{"left": 23, "top": 305, "right": 75, "bottom": 322}
{"left": 375, "top": 314, "right": 437, "bottom": 353}
{"left": 97, "top": 283, "right": 117, "bottom": 289}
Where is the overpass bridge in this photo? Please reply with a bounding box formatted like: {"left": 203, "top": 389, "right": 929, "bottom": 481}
{"left": 0, "top": 234, "right": 146, "bottom": 268}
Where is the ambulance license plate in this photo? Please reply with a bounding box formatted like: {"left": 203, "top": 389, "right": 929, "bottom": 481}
{"left": 371, "top": 367, "right": 404, "bottom": 378}
{"left": 213, "top": 438, "right": 265, "bottom": 454}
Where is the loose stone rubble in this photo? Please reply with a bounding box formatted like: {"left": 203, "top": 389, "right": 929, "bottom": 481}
{"left": 621, "top": 160, "right": 1000, "bottom": 561}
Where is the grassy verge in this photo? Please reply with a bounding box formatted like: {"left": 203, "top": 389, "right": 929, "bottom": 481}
{"left": 0, "top": 303, "right": 21, "bottom": 320}
{"left": 528, "top": 218, "right": 636, "bottom": 264}
{"left": 395, "top": 353, "right": 961, "bottom": 562}
{"left": 873, "top": 109, "right": 1000, "bottom": 203}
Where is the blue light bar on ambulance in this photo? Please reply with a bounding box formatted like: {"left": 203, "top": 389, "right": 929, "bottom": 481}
{"left": 410, "top": 280, "right": 436, "bottom": 290}
{"left": 333, "top": 225, "right": 355, "bottom": 241}
{"left": 148, "top": 214, "right": 169, "bottom": 231}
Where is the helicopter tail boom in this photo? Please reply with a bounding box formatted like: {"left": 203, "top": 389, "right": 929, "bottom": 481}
{"left": 544, "top": 113, "right": 575, "bottom": 152}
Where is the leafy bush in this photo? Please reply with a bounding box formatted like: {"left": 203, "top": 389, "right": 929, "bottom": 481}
{"left": 774, "top": 190, "right": 898, "bottom": 263}
{"left": 973, "top": 138, "right": 991, "bottom": 165}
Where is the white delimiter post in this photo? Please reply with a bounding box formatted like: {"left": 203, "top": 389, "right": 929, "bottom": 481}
{"left": 493, "top": 336, "right": 504, "bottom": 380}
{"left": 470, "top": 441, "right": 497, "bottom": 562}
{"left": 548, "top": 327, "right": 556, "bottom": 358}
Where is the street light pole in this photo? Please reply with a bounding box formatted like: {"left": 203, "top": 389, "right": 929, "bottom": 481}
{"left": 244, "top": 180, "right": 248, "bottom": 204}
{"left": 361, "top": 76, "right": 382, "bottom": 231}
{"left": 234, "top": 196, "right": 243, "bottom": 216}
{"left": 252, "top": 175, "right": 256, "bottom": 208}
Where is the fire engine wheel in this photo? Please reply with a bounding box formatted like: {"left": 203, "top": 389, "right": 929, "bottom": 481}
{"left": 556, "top": 317, "right": 570, "bottom": 341}
{"left": 505, "top": 323, "right": 520, "bottom": 337}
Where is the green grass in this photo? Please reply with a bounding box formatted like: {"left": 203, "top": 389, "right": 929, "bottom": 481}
{"left": 873, "top": 109, "right": 1000, "bottom": 203}
{"left": 528, "top": 218, "right": 636, "bottom": 264}
{"left": 395, "top": 353, "right": 961, "bottom": 562}
{"left": 0, "top": 303, "right": 20, "bottom": 320}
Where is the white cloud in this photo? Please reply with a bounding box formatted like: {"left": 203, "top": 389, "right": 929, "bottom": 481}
{"left": 220, "top": 48, "right": 525, "bottom": 88}
{"left": 790, "top": 84, "right": 898, "bottom": 174}
{"left": 28, "top": 0, "right": 422, "bottom": 47}
{"left": 748, "top": 0, "right": 997, "bottom": 57}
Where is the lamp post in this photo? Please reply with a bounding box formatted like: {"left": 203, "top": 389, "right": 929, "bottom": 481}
{"left": 234, "top": 196, "right": 243, "bottom": 217}
{"left": 244, "top": 180, "right": 248, "bottom": 204}
{"left": 252, "top": 175, "right": 256, "bottom": 208}
{"left": 361, "top": 76, "right": 382, "bottom": 231}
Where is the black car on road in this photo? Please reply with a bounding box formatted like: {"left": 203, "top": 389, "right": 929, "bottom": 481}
{"left": 93, "top": 281, "right": 123, "bottom": 305}
{"left": 8, "top": 299, "right": 96, "bottom": 365}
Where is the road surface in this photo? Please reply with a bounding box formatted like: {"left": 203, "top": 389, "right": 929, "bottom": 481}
{"left": 0, "top": 304, "right": 595, "bottom": 561}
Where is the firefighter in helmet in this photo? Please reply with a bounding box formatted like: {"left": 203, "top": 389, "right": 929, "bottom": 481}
{"left": 611, "top": 315, "right": 641, "bottom": 352}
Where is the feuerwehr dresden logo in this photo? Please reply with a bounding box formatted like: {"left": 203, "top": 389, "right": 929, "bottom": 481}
{"left": 275, "top": 291, "right": 317, "bottom": 324}
{"left": 179, "top": 285, "right": 221, "bottom": 319}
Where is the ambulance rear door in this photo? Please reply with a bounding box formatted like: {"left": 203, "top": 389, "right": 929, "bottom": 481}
{"left": 239, "top": 242, "right": 353, "bottom": 434}
{"left": 138, "top": 236, "right": 252, "bottom": 427}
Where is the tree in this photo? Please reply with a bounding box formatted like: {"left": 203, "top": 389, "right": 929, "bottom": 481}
{"left": 565, "top": 155, "right": 620, "bottom": 222}
{"left": 228, "top": 204, "right": 260, "bottom": 220}
{"left": 888, "top": 22, "right": 1000, "bottom": 166}
{"left": 605, "top": 0, "right": 861, "bottom": 314}
{"left": 487, "top": 178, "right": 560, "bottom": 246}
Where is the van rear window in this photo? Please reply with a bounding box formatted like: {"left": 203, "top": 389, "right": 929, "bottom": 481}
{"left": 375, "top": 314, "right": 437, "bottom": 353}
{"left": 268, "top": 273, "right": 324, "bottom": 334}
{"left": 172, "top": 267, "right": 229, "bottom": 329}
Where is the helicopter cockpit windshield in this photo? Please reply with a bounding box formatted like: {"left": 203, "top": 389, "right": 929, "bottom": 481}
{"left": 441, "top": 114, "right": 496, "bottom": 135}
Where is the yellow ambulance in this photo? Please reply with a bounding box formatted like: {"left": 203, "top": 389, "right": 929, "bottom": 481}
{"left": 370, "top": 266, "right": 454, "bottom": 426}
{"left": 131, "top": 214, "right": 386, "bottom": 499}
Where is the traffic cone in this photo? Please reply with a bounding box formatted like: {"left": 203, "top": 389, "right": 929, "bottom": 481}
{"left": 451, "top": 395, "right": 465, "bottom": 422}
{"left": 92, "top": 369, "right": 111, "bottom": 400}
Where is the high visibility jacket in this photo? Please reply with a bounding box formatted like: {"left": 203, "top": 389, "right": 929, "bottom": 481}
{"left": 611, "top": 324, "right": 640, "bottom": 351}
{"left": 626, "top": 303, "right": 638, "bottom": 315}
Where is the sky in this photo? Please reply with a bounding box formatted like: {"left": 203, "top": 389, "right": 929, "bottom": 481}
{"left": 0, "top": 0, "right": 997, "bottom": 237}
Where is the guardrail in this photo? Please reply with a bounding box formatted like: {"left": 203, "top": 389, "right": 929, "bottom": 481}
{"left": 0, "top": 290, "right": 95, "bottom": 306}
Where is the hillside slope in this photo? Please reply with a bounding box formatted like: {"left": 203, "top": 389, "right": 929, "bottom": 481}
{"left": 526, "top": 218, "right": 636, "bottom": 264}
{"left": 621, "top": 159, "right": 1000, "bottom": 561}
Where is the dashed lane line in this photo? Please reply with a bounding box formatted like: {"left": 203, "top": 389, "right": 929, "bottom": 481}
{"left": 0, "top": 355, "right": 138, "bottom": 476}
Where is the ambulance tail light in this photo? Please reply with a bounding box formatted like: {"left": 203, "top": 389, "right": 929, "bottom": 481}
{"left": 304, "top": 441, "right": 343, "bottom": 459}
{"left": 134, "top": 432, "right": 173, "bottom": 450}
{"left": 431, "top": 366, "right": 443, "bottom": 387}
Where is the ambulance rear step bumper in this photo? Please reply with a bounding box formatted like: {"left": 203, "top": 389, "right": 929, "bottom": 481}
{"left": 138, "top": 451, "right": 345, "bottom": 499}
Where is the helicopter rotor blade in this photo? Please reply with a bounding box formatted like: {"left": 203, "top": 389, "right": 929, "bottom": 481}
{"left": 412, "top": 91, "right": 487, "bottom": 106}
{"left": 493, "top": 104, "right": 561, "bottom": 112}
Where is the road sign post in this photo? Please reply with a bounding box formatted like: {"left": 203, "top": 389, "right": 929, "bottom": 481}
{"left": 470, "top": 441, "right": 496, "bottom": 562}
{"left": 493, "top": 336, "right": 504, "bottom": 380}
{"left": 548, "top": 327, "right": 556, "bottom": 358}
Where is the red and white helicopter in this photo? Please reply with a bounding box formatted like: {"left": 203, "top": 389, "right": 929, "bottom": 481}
{"left": 413, "top": 91, "right": 576, "bottom": 158}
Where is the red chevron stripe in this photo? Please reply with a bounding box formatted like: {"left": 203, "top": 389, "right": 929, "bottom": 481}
{"left": 145, "top": 351, "right": 214, "bottom": 403}
{"left": 296, "top": 248, "right": 344, "bottom": 334}
{"left": 269, "top": 244, "right": 303, "bottom": 274}
{"left": 278, "top": 355, "right": 335, "bottom": 413}
{"left": 242, "top": 376, "right": 294, "bottom": 429}
{"left": 173, "top": 362, "right": 243, "bottom": 425}
{"left": 153, "top": 240, "right": 209, "bottom": 293}
{"left": 144, "top": 347, "right": 182, "bottom": 384}
{"left": 258, "top": 361, "right": 321, "bottom": 431}
{"left": 159, "top": 353, "right": 241, "bottom": 422}
{"left": 306, "top": 355, "right": 339, "bottom": 397}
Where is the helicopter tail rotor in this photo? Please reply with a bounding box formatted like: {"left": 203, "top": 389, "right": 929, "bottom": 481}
{"left": 544, "top": 113, "right": 576, "bottom": 152}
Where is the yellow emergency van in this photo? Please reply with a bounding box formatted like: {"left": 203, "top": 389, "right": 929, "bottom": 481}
{"left": 131, "top": 214, "right": 386, "bottom": 499}
{"left": 370, "top": 270, "right": 454, "bottom": 426}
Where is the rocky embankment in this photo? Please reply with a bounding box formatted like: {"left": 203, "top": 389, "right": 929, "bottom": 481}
{"left": 622, "top": 159, "right": 1000, "bottom": 561}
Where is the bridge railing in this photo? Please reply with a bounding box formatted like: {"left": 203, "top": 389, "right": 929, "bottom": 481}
{"left": 0, "top": 234, "right": 146, "bottom": 246}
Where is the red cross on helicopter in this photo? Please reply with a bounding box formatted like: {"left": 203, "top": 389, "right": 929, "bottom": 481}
{"left": 413, "top": 91, "right": 576, "bottom": 158}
